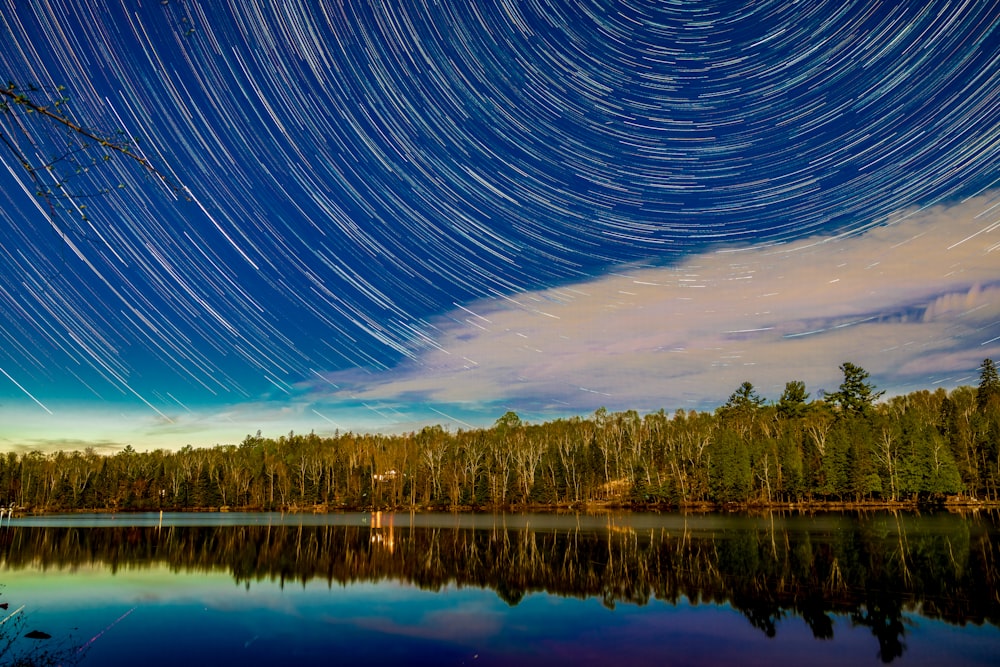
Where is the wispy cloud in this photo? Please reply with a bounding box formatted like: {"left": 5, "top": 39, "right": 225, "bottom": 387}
{"left": 6, "top": 194, "right": 998, "bottom": 451}
{"left": 315, "top": 192, "right": 1000, "bottom": 415}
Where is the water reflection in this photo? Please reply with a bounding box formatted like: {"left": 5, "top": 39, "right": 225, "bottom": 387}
{"left": 1, "top": 510, "right": 998, "bottom": 665}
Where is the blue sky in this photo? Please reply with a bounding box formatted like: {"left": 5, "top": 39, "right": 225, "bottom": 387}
{"left": 0, "top": 1, "right": 998, "bottom": 452}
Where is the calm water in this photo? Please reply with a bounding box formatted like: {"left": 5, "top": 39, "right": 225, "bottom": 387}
{"left": 0, "top": 511, "right": 997, "bottom": 666}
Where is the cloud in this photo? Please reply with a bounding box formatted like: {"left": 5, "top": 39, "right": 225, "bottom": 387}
{"left": 6, "top": 194, "right": 998, "bottom": 449}
{"left": 316, "top": 192, "right": 1000, "bottom": 414}
{"left": 345, "top": 603, "right": 502, "bottom": 642}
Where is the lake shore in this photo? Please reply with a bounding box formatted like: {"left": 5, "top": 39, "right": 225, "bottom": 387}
{"left": 13, "top": 495, "right": 1000, "bottom": 516}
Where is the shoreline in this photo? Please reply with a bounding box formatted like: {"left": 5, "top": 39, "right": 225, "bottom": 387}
{"left": 13, "top": 496, "right": 1000, "bottom": 516}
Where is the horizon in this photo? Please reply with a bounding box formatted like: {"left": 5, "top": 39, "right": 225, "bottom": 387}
{"left": 1, "top": 2, "right": 998, "bottom": 454}
{"left": 1, "top": 364, "right": 990, "bottom": 456}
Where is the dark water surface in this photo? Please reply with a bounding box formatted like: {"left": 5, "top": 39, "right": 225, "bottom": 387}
{"left": 0, "top": 511, "right": 997, "bottom": 666}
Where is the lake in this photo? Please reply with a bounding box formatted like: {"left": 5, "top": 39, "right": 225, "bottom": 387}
{"left": 0, "top": 510, "right": 997, "bottom": 666}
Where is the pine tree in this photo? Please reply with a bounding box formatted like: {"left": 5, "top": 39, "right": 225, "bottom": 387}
{"left": 777, "top": 380, "right": 810, "bottom": 419}
{"left": 723, "top": 381, "right": 766, "bottom": 412}
{"left": 976, "top": 358, "right": 999, "bottom": 413}
{"left": 827, "top": 362, "right": 885, "bottom": 417}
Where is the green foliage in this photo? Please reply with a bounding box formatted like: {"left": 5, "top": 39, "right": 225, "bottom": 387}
{"left": 826, "top": 362, "right": 885, "bottom": 418}
{"left": 1, "top": 363, "right": 998, "bottom": 509}
{"left": 709, "top": 429, "right": 752, "bottom": 503}
{"left": 495, "top": 411, "right": 523, "bottom": 430}
{"left": 777, "top": 380, "right": 810, "bottom": 419}
{"left": 723, "top": 381, "right": 766, "bottom": 412}
{"left": 977, "top": 358, "right": 1000, "bottom": 413}
{"left": 819, "top": 427, "right": 852, "bottom": 499}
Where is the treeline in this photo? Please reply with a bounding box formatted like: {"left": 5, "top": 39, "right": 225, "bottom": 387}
{"left": 2, "top": 360, "right": 999, "bottom": 511}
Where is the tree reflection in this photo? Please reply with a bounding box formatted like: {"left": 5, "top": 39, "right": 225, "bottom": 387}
{"left": 1, "top": 511, "right": 998, "bottom": 663}
{"left": 852, "top": 593, "right": 907, "bottom": 664}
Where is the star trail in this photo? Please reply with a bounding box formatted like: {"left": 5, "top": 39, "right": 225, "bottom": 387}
{"left": 0, "top": 1, "right": 997, "bottom": 450}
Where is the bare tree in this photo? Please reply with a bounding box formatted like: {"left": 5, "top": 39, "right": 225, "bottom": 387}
{"left": 0, "top": 81, "right": 183, "bottom": 227}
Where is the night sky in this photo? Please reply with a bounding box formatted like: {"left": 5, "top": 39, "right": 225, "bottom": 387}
{"left": 1, "top": 1, "right": 998, "bottom": 452}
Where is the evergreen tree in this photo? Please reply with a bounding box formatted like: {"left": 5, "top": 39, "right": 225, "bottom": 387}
{"left": 777, "top": 380, "right": 810, "bottom": 419}
{"left": 827, "top": 362, "right": 885, "bottom": 417}
{"left": 723, "top": 381, "right": 766, "bottom": 412}
{"left": 976, "top": 358, "right": 999, "bottom": 413}
{"left": 719, "top": 381, "right": 766, "bottom": 441}
{"left": 0, "top": 363, "right": 995, "bottom": 509}
{"left": 709, "top": 429, "right": 752, "bottom": 503}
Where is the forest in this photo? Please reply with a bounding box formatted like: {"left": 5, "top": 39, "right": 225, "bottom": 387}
{"left": 2, "top": 360, "right": 999, "bottom": 512}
